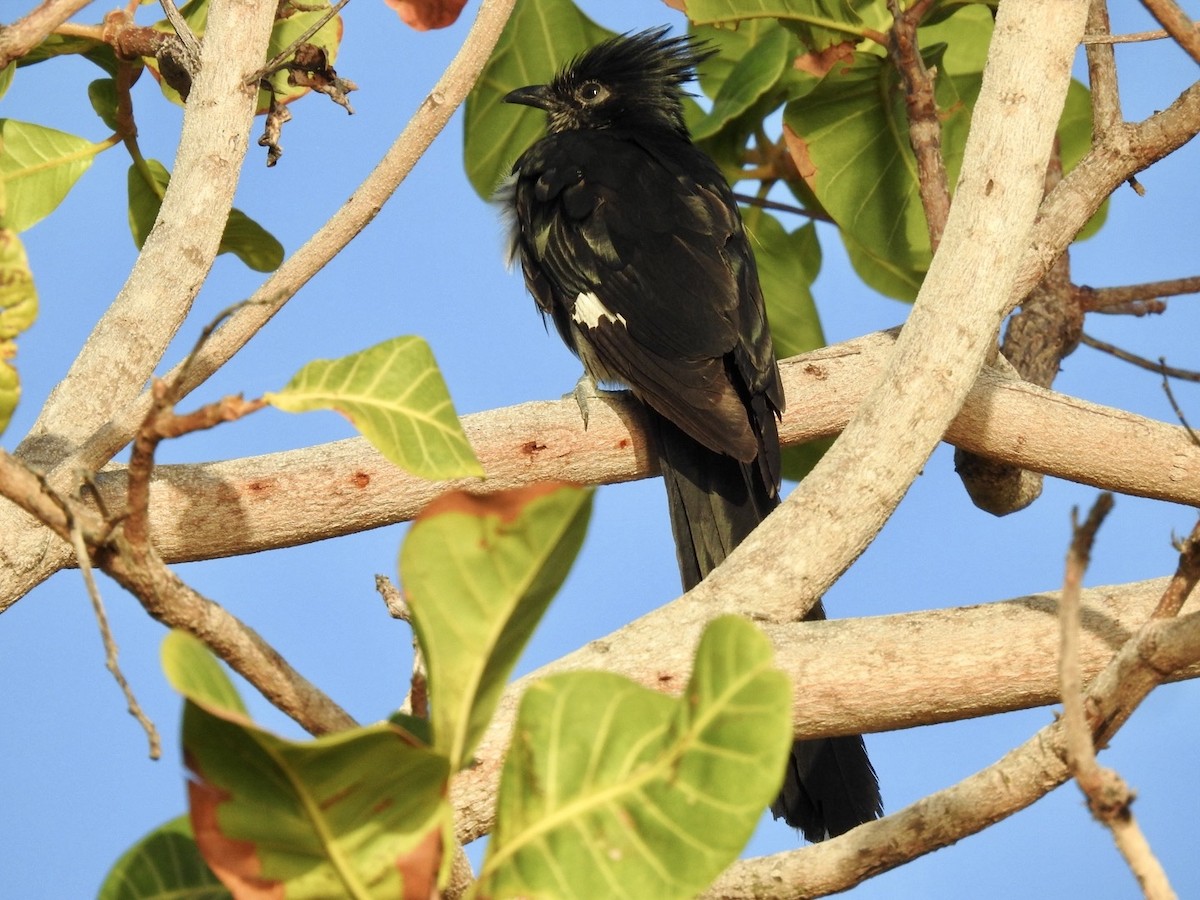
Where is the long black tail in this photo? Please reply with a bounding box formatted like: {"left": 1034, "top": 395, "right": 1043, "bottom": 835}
{"left": 653, "top": 414, "right": 882, "bottom": 842}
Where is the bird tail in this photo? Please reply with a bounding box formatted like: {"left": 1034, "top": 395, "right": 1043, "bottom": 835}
{"left": 651, "top": 413, "right": 882, "bottom": 842}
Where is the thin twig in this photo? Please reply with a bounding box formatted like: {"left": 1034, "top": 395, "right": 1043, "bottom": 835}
{"left": 1077, "top": 274, "right": 1200, "bottom": 312}
{"left": 1059, "top": 493, "right": 1113, "bottom": 786}
{"left": 1060, "top": 493, "right": 1180, "bottom": 900}
{"left": 1080, "top": 332, "right": 1200, "bottom": 381}
{"left": 249, "top": 0, "right": 352, "bottom": 85}
{"left": 1082, "top": 29, "right": 1171, "bottom": 44}
{"left": 1159, "top": 359, "right": 1200, "bottom": 445}
{"left": 730, "top": 192, "right": 832, "bottom": 222}
{"left": 1085, "top": 0, "right": 1121, "bottom": 136}
{"left": 887, "top": 0, "right": 951, "bottom": 251}
{"left": 69, "top": 518, "right": 162, "bottom": 759}
{"left": 1142, "top": 0, "right": 1200, "bottom": 65}
{"left": 1154, "top": 518, "right": 1200, "bottom": 618}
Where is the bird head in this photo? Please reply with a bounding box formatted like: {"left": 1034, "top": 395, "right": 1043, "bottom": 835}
{"left": 503, "top": 28, "right": 713, "bottom": 138}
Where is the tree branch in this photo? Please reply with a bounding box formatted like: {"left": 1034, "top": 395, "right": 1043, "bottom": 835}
{"left": 6, "top": 330, "right": 1200, "bottom": 607}
{"left": 0, "top": 0, "right": 94, "bottom": 69}
{"left": 1142, "top": 0, "right": 1200, "bottom": 66}
{"left": 690, "top": 0, "right": 1091, "bottom": 624}
{"left": 702, "top": 589, "right": 1200, "bottom": 897}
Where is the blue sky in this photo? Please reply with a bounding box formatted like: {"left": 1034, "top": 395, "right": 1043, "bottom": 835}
{"left": 2, "top": 1, "right": 1198, "bottom": 897}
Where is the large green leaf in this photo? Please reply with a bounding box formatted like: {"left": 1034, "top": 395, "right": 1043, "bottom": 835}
{"left": 478, "top": 615, "right": 792, "bottom": 900}
{"left": 783, "top": 44, "right": 983, "bottom": 299}
{"left": 162, "top": 631, "right": 451, "bottom": 899}
{"left": 0, "top": 119, "right": 106, "bottom": 232}
{"left": 98, "top": 815, "right": 228, "bottom": 900}
{"left": 0, "top": 228, "right": 37, "bottom": 437}
{"left": 267, "top": 336, "right": 483, "bottom": 480}
{"left": 692, "top": 24, "right": 793, "bottom": 141}
{"left": 127, "top": 158, "right": 284, "bottom": 271}
{"left": 462, "top": 0, "right": 614, "bottom": 199}
{"left": 401, "top": 484, "right": 592, "bottom": 772}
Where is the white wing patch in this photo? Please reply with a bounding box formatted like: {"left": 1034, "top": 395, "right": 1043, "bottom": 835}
{"left": 573, "top": 291, "right": 627, "bottom": 329}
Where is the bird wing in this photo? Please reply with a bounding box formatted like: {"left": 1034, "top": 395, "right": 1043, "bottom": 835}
{"left": 509, "top": 130, "right": 782, "bottom": 464}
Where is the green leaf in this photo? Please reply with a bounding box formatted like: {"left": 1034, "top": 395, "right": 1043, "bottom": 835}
{"left": 267, "top": 336, "right": 483, "bottom": 480}
{"left": 218, "top": 208, "right": 285, "bottom": 272}
{"left": 743, "top": 211, "right": 823, "bottom": 360}
{"left": 0, "top": 119, "right": 106, "bottom": 232}
{"left": 687, "top": 0, "right": 889, "bottom": 48}
{"left": 783, "top": 46, "right": 983, "bottom": 299}
{"left": 164, "top": 631, "right": 452, "bottom": 899}
{"left": 463, "top": 0, "right": 614, "bottom": 200}
{"left": 161, "top": 630, "right": 248, "bottom": 716}
{"left": 1059, "top": 78, "right": 1108, "bottom": 241}
{"left": 0, "top": 64, "right": 13, "bottom": 102}
{"left": 401, "top": 484, "right": 592, "bottom": 771}
{"left": 0, "top": 228, "right": 38, "bottom": 437}
{"left": 88, "top": 78, "right": 121, "bottom": 131}
{"left": 98, "top": 815, "right": 228, "bottom": 900}
{"left": 127, "top": 158, "right": 283, "bottom": 271}
{"left": 692, "top": 25, "right": 793, "bottom": 141}
{"left": 127, "top": 159, "right": 170, "bottom": 249}
{"left": 479, "top": 615, "right": 792, "bottom": 900}
{"left": 18, "top": 33, "right": 120, "bottom": 75}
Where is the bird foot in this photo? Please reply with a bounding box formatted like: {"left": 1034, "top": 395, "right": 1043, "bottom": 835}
{"left": 563, "top": 373, "right": 605, "bottom": 429}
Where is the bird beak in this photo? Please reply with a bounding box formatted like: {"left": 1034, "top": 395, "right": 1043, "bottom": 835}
{"left": 504, "top": 84, "right": 554, "bottom": 111}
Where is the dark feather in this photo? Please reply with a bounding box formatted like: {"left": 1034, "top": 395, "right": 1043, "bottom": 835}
{"left": 501, "top": 27, "right": 881, "bottom": 842}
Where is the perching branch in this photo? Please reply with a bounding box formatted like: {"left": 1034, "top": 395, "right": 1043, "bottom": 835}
{"left": 6, "top": 331, "right": 1200, "bottom": 601}
{"left": 1141, "top": 0, "right": 1200, "bottom": 66}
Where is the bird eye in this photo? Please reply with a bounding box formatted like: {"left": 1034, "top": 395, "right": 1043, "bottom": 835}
{"left": 577, "top": 81, "right": 607, "bottom": 103}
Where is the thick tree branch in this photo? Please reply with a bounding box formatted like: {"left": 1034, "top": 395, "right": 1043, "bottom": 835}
{"left": 689, "top": 0, "right": 1091, "bottom": 624}
{"left": 1142, "top": 0, "right": 1200, "bottom": 66}
{"left": 453, "top": 576, "right": 1200, "bottom": 848}
{"left": 703, "top": 606, "right": 1200, "bottom": 898}
{"left": 5, "top": 330, "right": 1200, "bottom": 607}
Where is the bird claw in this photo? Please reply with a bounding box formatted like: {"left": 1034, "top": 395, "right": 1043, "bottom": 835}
{"left": 564, "top": 373, "right": 603, "bottom": 429}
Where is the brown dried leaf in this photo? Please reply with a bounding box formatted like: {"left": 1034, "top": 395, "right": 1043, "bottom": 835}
{"left": 794, "top": 40, "right": 855, "bottom": 78}
{"left": 188, "top": 777, "right": 284, "bottom": 899}
{"left": 384, "top": 0, "right": 468, "bottom": 31}
{"left": 782, "top": 122, "right": 817, "bottom": 186}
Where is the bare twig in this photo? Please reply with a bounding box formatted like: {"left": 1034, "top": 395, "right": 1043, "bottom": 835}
{"left": 1085, "top": 0, "right": 1121, "bottom": 135}
{"left": 1082, "top": 29, "right": 1170, "bottom": 44}
{"left": 1159, "top": 360, "right": 1200, "bottom": 445}
{"left": 1060, "top": 493, "right": 1182, "bottom": 900}
{"left": 68, "top": 516, "right": 162, "bottom": 760}
{"left": 887, "top": 0, "right": 951, "bottom": 251}
{"left": 1142, "top": 0, "right": 1200, "bottom": 65}
{"left": 1080, "top": 333, "right": 1200, "bottom": 382}
{"left": 1059, "top": 493, "right": 1113, "bottom": 785}
{"left": 1077, "top": 274, "right": 1200, "bottom": 312}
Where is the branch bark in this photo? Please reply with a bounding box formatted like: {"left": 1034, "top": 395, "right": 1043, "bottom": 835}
{"left": 687, "top": 0, "right": 1091, "bottom": 624}
{"left": 5, "top": 330, "right": 1200, "bottom": 609}
{"left": 451, "top": 575, "right": 1200, "bottom": 846}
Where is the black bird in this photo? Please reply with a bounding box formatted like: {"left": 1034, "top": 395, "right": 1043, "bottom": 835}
{"left": 499, "top": 27, "right": 881, "bottom": 842}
